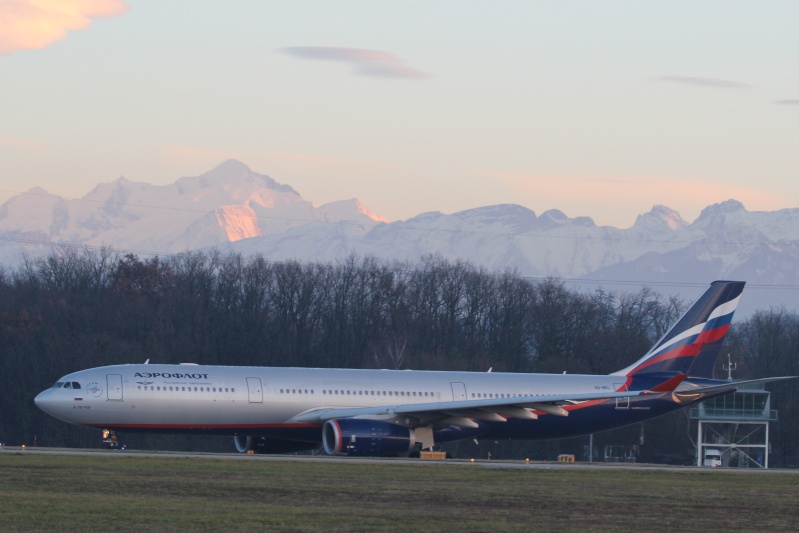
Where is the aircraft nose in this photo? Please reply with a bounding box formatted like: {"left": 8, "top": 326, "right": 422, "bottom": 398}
{"left": 34, "top": 389, "right": 54, "bottom": 414}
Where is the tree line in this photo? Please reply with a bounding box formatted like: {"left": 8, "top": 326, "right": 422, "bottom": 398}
{"left": 1, "top": 249, "right": 796, "bottom": 464}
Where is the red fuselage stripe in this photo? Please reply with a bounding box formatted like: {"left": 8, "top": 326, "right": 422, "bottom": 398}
{"left": 84, "top": 423, "right": 322, "bottom": 429}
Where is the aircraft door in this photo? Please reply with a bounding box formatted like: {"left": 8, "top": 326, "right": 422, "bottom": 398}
{"left": 246, "top": 377, "right": 263, "bottom": 403}
{"left": 613, "top": 383, "right": 629, "bottom": 409}
{"left": 451, "top": 382, "right": 467, "bottom": 401}
{"left": 107, "top": 374, "right": 123, "bottom": 401}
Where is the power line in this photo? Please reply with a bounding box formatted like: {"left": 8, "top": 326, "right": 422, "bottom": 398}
{"left": 3, "top": 234, "right": 799, "bottom": 292}
{"left": 0, "top": 235, "right": 170, "bottom": 259}
{"left": 553, "top": 278, "right": 799, "bottom": 291}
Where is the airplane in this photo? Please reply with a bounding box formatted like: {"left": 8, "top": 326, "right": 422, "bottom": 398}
{"left": 34, "top": 280, "right": 794, "bottom": 457}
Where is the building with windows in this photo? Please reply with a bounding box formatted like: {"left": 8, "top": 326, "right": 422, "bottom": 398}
{"left": 690, "top": 383, "right": 777, "bottom": 468}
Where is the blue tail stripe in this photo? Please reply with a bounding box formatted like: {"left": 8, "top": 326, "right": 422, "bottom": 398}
{"left": 612, "top": 281, "right": 744, "bottom": 378}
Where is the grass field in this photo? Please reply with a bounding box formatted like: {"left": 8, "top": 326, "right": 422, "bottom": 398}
{"left": 1, "top": 451, "right": 798, "bottom": 532}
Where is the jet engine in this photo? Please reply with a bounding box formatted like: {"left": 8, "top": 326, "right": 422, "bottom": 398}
{"left": 234, "top": 435, "right": 252, "bottom": 453}
{"left": 234, "top": 435, "right": 319, "bottom": 454}
{"left": 322, "top": 419, "right": 416, "bottom": 456}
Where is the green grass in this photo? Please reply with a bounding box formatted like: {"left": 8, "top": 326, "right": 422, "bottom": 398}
{"left": 1, "top": 452, "right": 798, "bottom": 532}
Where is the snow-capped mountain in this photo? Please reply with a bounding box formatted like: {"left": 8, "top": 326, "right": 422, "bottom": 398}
{"left": 0, "top": 160, "right": 384, "bottom": 263}
{"left": 1, "top": 160, "right": 797, "bottom": 314}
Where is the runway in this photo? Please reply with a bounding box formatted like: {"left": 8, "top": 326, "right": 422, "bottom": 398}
{"left": 3, "top": 446, "right": 798, "bottom": 474}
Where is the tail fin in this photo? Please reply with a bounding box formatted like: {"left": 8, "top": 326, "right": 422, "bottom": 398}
{"left": 612, "top": 281, "right": 745, "bottom": 379}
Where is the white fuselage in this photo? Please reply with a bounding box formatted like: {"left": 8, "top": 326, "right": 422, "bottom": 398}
{"left": 35, "top": 363, "right": 624, "bottom": 431}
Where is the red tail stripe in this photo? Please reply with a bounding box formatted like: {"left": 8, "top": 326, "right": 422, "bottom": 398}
{"left": 627, "top": 323, "right": 730, "bottom": 376}
{"left": 650, "top": 373, "right": 687, "bottom": 392}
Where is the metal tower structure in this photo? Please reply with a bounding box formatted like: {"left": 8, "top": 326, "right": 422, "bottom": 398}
{"left": 690, "top": 382, "right": 777, "bottom": 468}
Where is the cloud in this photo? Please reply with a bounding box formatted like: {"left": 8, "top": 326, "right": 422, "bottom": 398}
{"left": 0, "top": 134, "right": 46, "bottom": 153}
{"left": 0, "top": 0, "right": 128, "bottom": 55}
{"left": 655, "top": 76, "right": 751, "bottom": 89}
{"left": 774, "top": 99, "right": 799, "bottom": 106}
{"left": 281, "top": 46, "right": 428, "bottom": 79}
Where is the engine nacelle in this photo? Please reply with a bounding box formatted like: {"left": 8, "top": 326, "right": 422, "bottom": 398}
{"left": 234, "top": 435, "right": 252, "bottom": 453}
{"left": 323, "top": 419, "right": 416, "bottom": 456}
{"left": 234, "top": 435, "right": 319, "bottom": 454}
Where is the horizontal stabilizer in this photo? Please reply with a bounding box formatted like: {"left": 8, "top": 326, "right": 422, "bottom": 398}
{"left": 674, "top": 376, "right": 797, "bottom": 403}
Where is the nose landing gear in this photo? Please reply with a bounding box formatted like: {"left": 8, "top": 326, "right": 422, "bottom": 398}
{"left": 101, "top": 429, "right": 119, "bottom": 449}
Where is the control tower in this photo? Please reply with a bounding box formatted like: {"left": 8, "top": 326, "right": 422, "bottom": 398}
{"left": 690, "top": 382, "right": 777, "bottom": 468}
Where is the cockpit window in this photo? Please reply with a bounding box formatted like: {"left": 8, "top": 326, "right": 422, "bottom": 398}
{"left": 51, "top": 382, "right": 64, "bottom": 389}
{"left": 71, "top": 382, "right": 81, "bottom": 389}
{"left": 63, "top": 382, "right": 72, "bottom": 389}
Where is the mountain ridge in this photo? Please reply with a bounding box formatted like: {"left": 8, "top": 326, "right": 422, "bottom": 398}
{"left": 1, "top": 160, "right": 797, "bottom": 314}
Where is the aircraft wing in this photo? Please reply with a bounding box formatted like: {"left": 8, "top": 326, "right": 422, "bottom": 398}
{"left": 289, "top": 389, "right": 654, "bottom": 425}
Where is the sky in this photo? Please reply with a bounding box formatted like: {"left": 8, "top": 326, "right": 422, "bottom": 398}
{"left": 1, "top": 0, "right": 798, "bottom": 228}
